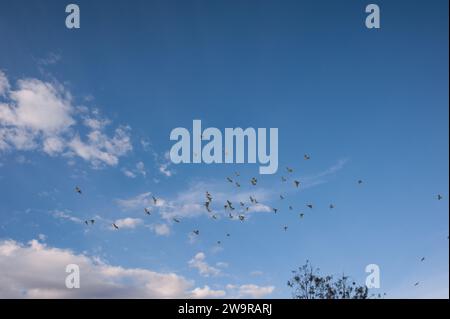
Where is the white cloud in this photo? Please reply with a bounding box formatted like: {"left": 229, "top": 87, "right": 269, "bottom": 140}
{"left": 122, "top": 169, "right": 137, "bottom": 178}
{"left": 0, "top": 239, "right": 196, "bottom": 298}
{"left": 0, "top": 70, "right": 10, "bottom": 96}
{"left": 122, "top": 161, "right": 147, "bottom": 178}
{"left": 0, "top": 71, "right": 132, "bottom": 168}
{"left": 190, "top": 285, "right": 226, "bottom": 298}
{"left": 149, "top": 223, "right": 171, "bottom": 236}
{"left": 226, "top": 284, "right": 274, "bottom": 298}
{"left": 51, "top": 210, "right": 83, "bottom": 224}
{"left": 188, "top": 252, "right": 221, "bottom": 277}
{"left": 1, "top": 78, "right": 74, "bottom": 133}
{"left": 67, "top": 126, "right": 132, "bottom": 168}
{"left": 159, "top": 162, "right": 173, "bottom": 177}
{"left": 116, "top": 192, "right": 165, "bottom": 211}
{"left": 114, "top": 218, "right": 143, "bottom": 229}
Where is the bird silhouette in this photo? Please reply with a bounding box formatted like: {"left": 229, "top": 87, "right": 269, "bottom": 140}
{"left": 289, "top": 206, "right": 293, "bottom": 210}
{"left": 304, "top": 154, "right": 310, "bottom": 160}
{"left": 227, "top": 177, "right": 233, "bottom": 183}
{"left": 239, "top": 215, "right": 245, "bottom": 221}
{"left": 358, "top": 180, "right": 363, "bottom": 185}
{"left": 294, "top": 180, "right": 300, "bottom": 188}
{"left": 193, "top": 230, "right": 200, "bottom": 235}
{"left": 286, "top": 167, "right": 294, "bottom": 173}
{"left": 420, "top": 257, "right": 425, "bottom": 262}
{"left": 329, "top": 204, "right": 335, "bottom": 209}
{"left": 250, "top": 177, "right": 257, "bottom": 186}
{"left": 437, "top": 194, "right": 443, "bottom": 200}
{"left": 144, "top": 208, "right": 151, "bottom": 215}
{"left": 226, "top": 200, "right": 235, "bottom": 210}
{"left": 75, "top": 186, "right": 82, "bottom": 194}
{"left": 272, "top": 208, "right": 278, "bottom": 213}
{"left": 307, "top": 204, "right": 313, "bottom": 209}
{"left": 112, "top": 223, "right": 119, "bottom": 229}
{"left": 299, "top": 213, "right": 305, "bottom": 219}
{"left": 152, "top": 196, "right": 158, "bottom": 205}
{"left": 235, "top": 182, "right": 241, "bottom": 187}
{"left": 173, "top": 218, "right": 180, "bottom": 223}
{"left": 283, "top": 226, "right": 288, "bottom": 231}
{"left": 280, "top": 195, "right": 285, "bottom": 200}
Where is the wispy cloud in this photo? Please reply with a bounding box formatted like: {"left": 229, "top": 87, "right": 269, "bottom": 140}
{"left": 0, "top": 71, "right": 132, "bottom": 168}
{"left": 188, "top": 252, "right": 221, "bottom": 277}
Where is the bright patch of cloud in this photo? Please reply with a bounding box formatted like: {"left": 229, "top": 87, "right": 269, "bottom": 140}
{"left": 190, "top": 285, "right": 226, "bottom": 298}
{"left": 0, "top": 71, "right": 132, "bottom": 168}
{"left": 226, "top": 284, "right": 274, "bottom": 298}
{"left": 114, "top": 218, "right": 143, "bottom": 229}
{"left": 0, "top": 239, "right": 197, "bottom": 298}
{"left": 188, "top": 252, "right": 221, "bottom": 277}
{"left": 149, "top": 223, "right": 171, "bottom": 236}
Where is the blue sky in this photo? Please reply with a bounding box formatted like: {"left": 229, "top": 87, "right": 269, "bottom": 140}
{"left": 0, "top": 0, "right": 448, "bottom": 298}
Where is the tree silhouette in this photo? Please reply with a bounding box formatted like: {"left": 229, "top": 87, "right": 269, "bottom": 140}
{"left": 287, "top": 260, "right": 369, "bottom": 299}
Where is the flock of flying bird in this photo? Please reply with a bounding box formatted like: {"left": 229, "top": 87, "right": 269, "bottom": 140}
{"left": 73, "top": 153, "right": 446, "bottom": 290}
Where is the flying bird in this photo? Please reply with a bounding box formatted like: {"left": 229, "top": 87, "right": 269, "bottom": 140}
{"left": 294, "top": 180, "right": 300, "bottom": 188}
{"left": 299, "top": 213, "right": 305, "bottom": 219}
{"left": 235, "top": 182, "right": 241, "bottom": 188}
{"left": 304, "top": 154, "right": 310, "bottom": 160}
{"left": 307, "top": 204, "right": 313, "bottom": 209}
{"left": 239, "top": 201, "right": 245, "bottom": 207}
{"left": 227, "top": 177, "right": 233, "bottom": 183}
{"left": 437, "top": 194, "right": 443, "bottom": 200}
{"left": 204, "top": 202, "right": 212, "bottom": 212}
{"left": 75, "top": 186, "right": 82, "bottom": 194}
{"left": 329, "top": 204, "right": 335, "bottom": 209}
{"left": 239, "top": 215, "right": 245, "bottom": 221}
{"left": 226, "top": 200, "right": 235, "bottom": 210}
{"left": 193, "top": 230, "right": 200, "bottom": 235}
{"left": 272, "top": 208, "right": 278, "bottom": 214}
{"left": 250, "top": 177, "right": 257, "bottom": 186}
{"left": 173, "top": 218, "right": 180, "bottom": 223}
{"left": 420, "top": 257, "right": 425, "bottom": 262}
{"left": 112, "top": 223, "right": 119, "bottom": 230}
{"left": 289, "top": 206, "right": 293, "bottom": 210}
{"left": 283, "top": 226, "right": 288, "bottom": 231}
{"left": 286, "top": 167, "right": 294, "bottom": 173}
{"left": 144, "top": 208, "right": 151, "bottom": 215}
{"left": 358, "top": 180, "right": 363, "bottom": 184}
{"left": 212, "top": 214, "right": 218, "bottom": 220}
{"left": 152, "top": 196, "right": 158, "bottom": 205}
{"left": 280, "top": 195, "right": 285, "bottom": 200}
{"left": 414, "top": 282, "right": 420, "bottom": 287}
